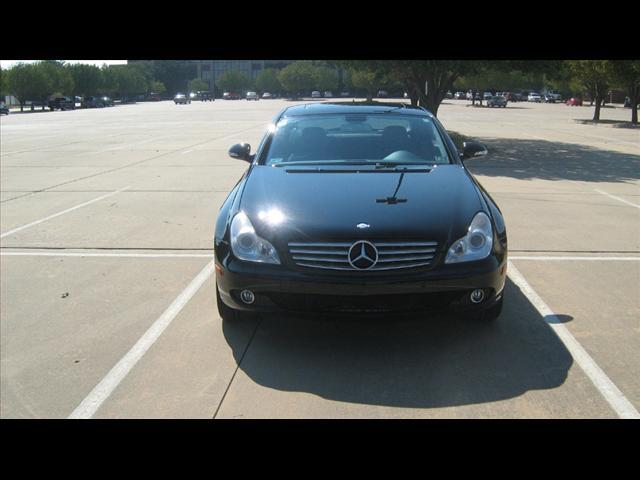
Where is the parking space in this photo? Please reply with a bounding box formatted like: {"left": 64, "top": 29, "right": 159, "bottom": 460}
{"left": 1, "top": 99, "right": 638, "bottom": 418}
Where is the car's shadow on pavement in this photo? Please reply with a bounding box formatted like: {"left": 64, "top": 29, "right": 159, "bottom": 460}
{"left": 221, "top": 277, "right": 573, "bottom": 410}
{"left": 464, "top": 138, "right": 640, "bottom": 183}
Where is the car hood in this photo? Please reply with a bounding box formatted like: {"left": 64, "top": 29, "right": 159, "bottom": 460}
{"left": 239, "top": 164, "right": 484, "bottom": 249}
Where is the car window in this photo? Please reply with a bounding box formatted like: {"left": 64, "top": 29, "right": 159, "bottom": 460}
{"left": 264, "top": 114, "right": 451, "bottom": 166}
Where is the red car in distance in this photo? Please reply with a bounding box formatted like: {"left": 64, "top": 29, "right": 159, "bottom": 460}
{"left": 566, "top": 97, "right": 583, "bottom": 106}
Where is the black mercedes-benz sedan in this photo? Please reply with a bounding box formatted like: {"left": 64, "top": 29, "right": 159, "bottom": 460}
{"left": 214, "top": 102, "right": 507, "bottom": 321}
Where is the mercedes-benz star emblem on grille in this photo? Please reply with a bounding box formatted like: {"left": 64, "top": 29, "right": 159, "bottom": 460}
{"left": 356, "top": 223, "right": 370, "bottom": 229}
{"left": 348, "top": 241, "right": 379, "bottom": 270}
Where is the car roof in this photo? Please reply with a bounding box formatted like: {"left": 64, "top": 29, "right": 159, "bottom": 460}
{"left": 281, "top": 102, "right": 432, "bottom": 118}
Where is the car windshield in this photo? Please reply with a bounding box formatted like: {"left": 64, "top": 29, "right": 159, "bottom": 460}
{"left": 264, "top": 113, "right": 452, "bottom": 166}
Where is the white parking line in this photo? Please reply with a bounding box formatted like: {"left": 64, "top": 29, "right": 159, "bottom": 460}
{"left": 511, "top": 256, "right": 640, "bottom": 261}
{"left": 594, "top": 189, "right": 640, "bottom": 209}
{"left": 181, "top": 149, "right": 193, "bottom": 155}
{"left": 68, "top": 259, "right": 216, "bottom": 419}
{"left": 0, "top": 251, "right": 214, "bottom": 258}
{"left": 0, "top": 187, "right": 131, "bottom": 239}
{"left": 507, "top": 261, "right": 639, "bottom": 419}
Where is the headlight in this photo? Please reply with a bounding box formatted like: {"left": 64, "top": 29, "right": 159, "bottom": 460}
{"left": 445, "top": 212, "right": 493, "bottom": 264}
{"left": 230, "top": 211, "right": 280, "bottom": 264}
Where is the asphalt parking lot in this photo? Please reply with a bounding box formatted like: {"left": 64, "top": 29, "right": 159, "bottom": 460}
{"left": 1, "top": 98, "right": 638, "bottom": 418}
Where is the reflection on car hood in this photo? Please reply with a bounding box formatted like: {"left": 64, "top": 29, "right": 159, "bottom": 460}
{"left": 240, "top": 164, "right": 483, "bottom": 247}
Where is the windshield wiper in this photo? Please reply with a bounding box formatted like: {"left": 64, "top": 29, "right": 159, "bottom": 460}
{"left": 374, "top": 162, "right": 432, "bottom": 171}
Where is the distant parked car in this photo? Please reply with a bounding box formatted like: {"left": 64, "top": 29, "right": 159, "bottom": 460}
{"left": 101, "top": 96, "right": 114, "bottom": 106}
{"left": 466, "top": 91, "right": 474, "bottom": 100}
{"left": 311, "top": 91, "right": 322, "bottom": 98}
{"left": 261, "top": 92, "right": 273, "bottom": 99}
{"left": 48, "top": 96, "right": 75, "bottom": 111}
{"left": 189, "top": 92, "right": 198, "bottom": 101}
{"left": 82, "top": 96, "right": 104, "bottom": 108}
{"left": 377, "top": 90, "right": 388, "bottom": 98}
{"left": 198, "top": 91, "right": 214, "bottom": 101}
{"left": 445, "top": 91, "right": 453, "bottom": 99}
{"left": 502, "top": 92, "right": 519, "bottom": 102}
{"left": 528, "top": 92, "right": 542, "bottom": 102}
{"left": 483, "top": 92, "right": 493, "bottom": 100}
{"left": 246, "top": 91, "right": 259, "bottom": 101}
{"left": 147, "top": 92, "right": 162, "bottom": 101}
{"left": 454, "top": 91, "right": 466, "bottom": 99}
{"left": 223, "top": 92, "right": 241, "bottom": 100}
{"left": 174, "top": 93, "right": 190, "bottom": 104}
{"left": 487, "top": 96, "right": 508, "bottom": 108}
{"left": 566, "top": 97, "right": 583, "bottom": 106}
{"left": 324, "top": 91, "right": 333, "bottom": 98}
{"left": 341, "top": 91, "right": 351, "bottom": 97}
{"left": 0, "top": 102, "right": 9, "bottom": 115}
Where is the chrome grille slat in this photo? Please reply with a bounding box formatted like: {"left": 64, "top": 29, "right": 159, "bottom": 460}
{"left": 375, "top": 242, "right": 437, "bottom": 247}
{"left": 378, "top": 248, "right": 436, "bottom": 255}
{"left": 288, "top": 240, "right": 439, "bottom": 272}
{"left": 288, "top": 242, "right": 352, "bottom": 247}
{"left": 296, "top": 263, "right": 355, "bottom": 271}
{"left": 370, "top": 261, "right": 432, "bottom": 271}
{"left": 376, "top": 255, "right": 434, "bottom": 263}
{"left": 289, "top": 249, "right": 349, "bottom": 255}
{"left": 292, "top": 256, "right": 350, "bottom": 263}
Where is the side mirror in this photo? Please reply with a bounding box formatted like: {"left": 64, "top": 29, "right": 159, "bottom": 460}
{"left": 460, "top": 141, "right": 488, "bottom": 160}
{"left": 228, "top": 143, "right": 252, "bottom": 162}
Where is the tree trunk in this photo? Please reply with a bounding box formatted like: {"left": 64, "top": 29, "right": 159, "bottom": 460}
{"left": 631, "top": 94, "right": 638, "bottom": 124}
{"left": 20, "top": 101, "right": 24, "bottom": 112}
{"left": 593, "top": 95, "right": 602, "bottom": 121}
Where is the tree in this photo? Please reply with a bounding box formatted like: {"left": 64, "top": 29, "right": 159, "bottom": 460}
{"left": 150, "top": 61, "right": 197, "bottom": 96}
{"left": 567, "top": 60, "right": 612, "bottom": 121}
{"left": 348, "top": 68, "right": 383, "bottom": 101}
{"left": 68, "top": 63, "right": 103, "bottom": 97}
{"left": 150, "top": 80, "right": 167, "bottom": 96}
{"left": 5, "top": 62, "right": 49, "bottom": 111}
{"left": 255, "top": 68, "right": 281, "bottom": 94}
{"left": 188, "top": 78, "right": 209, "bottom": 92}
{"left": 313, "top": 65, "right": 339, "bottom": 93}
{"left": 38, "top": 61, "right": 74, "bottom": 100}
{"left": 100, "top": 65, "right": 118, "bottom": 96}
{"left": 216, "top": 70, "right": 251, "bottom": 93}
{"left": 115, "top": 66, "right": 148, "bottom": 99}
{"left": 610, "top": 60, "right": 640, "bottom": 124}
{"left": 278, "top": 61, "right": 317, "bottom": 98}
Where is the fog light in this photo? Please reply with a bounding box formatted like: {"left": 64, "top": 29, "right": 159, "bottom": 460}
{"left": 240, "top": 289, "right": 255, "bottom": 304}
{"left": 470, "top": 289, "right": 485, "bottom": 304}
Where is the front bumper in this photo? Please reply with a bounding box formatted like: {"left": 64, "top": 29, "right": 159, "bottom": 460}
{"left": 216, "top": 254, "right": 507, "bottom": 315}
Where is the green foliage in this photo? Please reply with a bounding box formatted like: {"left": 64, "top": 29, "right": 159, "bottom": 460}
{"left": 216, "top": 70, "right": 251, "bottom": 93}
{"left": 255, "top": 68, "right": 281, "bottom": 93}
{"left": 150, "top": 80, "right": 167, "bottom": 95}
{"left": 38, "top": 60, "right": 74, "bottom": 97}
{"left": 348, "top": 69, "right": 380, "bottom": 99}
{"left": 68, "top": 63, "right": 103, "bottom": 96}
{"left": 188, "top": 78, "right": 209, "bottom": 92}
{"left": 278, "top": 61, "right": 318, "bottom": 97}
{"left": 5, "top": 62, "right": 49, "bottom": 105}
{"left": 314, "top": 65, "right": 339, "bottom": 92}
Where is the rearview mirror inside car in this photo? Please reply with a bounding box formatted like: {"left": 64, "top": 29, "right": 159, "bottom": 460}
{"left": 460, "top": 141, "right": 488, "bottom": 160}
{"left": 228, "top": 143, "right": 252, "bottom": 162}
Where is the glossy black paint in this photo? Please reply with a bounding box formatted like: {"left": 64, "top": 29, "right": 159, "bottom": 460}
{"left": 214, "top": 103, "right": 507, "bottom": 316}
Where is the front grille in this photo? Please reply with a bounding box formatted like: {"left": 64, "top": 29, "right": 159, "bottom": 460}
{"left": 288, "top": 240, "right": 438, "bottom": 272}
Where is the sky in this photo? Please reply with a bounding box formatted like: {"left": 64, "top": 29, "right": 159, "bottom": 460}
{"left": 0, "top": 60, "right": 127, "bottom": 69}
